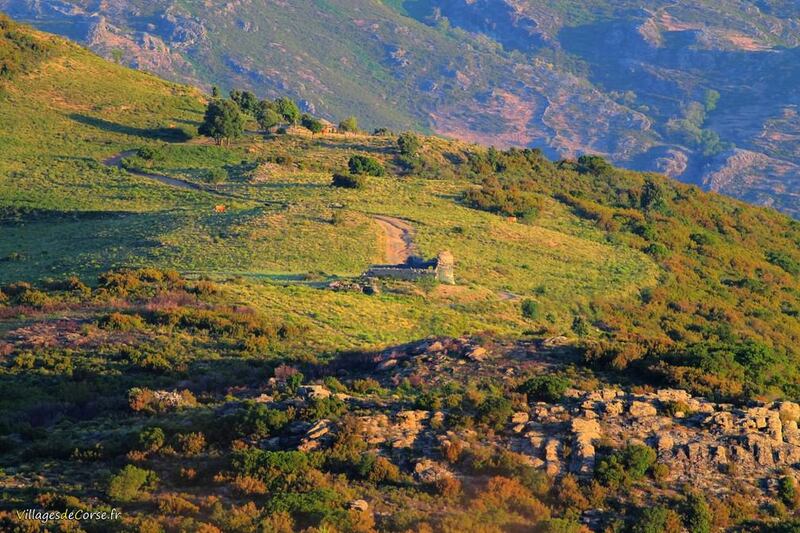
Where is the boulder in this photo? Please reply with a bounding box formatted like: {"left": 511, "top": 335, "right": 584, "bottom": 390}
{"left": 466, "top": 346, "right": 489, "bottom": 361}
{"left": 348, "top": 500, "right": 369, "bottom": 512}
{"left": 629, "top": 401, "right": 658, "bottom": 418}
{"left": 299, "top": 385, "right": 331, "bottom": 400}
{"left": 779, "top": 401, "right": 800, "bottom": 423}
{"left": 511, "top": 412, "right": 530, "bottom": 425}
{"left": 414, "top": 459, "right": 452, "bottom": 483}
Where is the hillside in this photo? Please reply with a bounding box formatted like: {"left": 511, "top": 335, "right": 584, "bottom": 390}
{"left": 3, "top": 1, "right": 800, "bottom": 217}
{"left": 1, "top": 17, "right": 800, "bottom": 532}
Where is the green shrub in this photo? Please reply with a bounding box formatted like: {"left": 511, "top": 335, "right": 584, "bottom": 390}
{"left": 348, "top": 155, "right": 385, "bottom": 176}
{"left": 339, "top": 116, "right": 358, "bottom": 132}
{"left": 301, "top": 114, "right": 324, "bottom": 134}
{"left": 631, "top": 505, "right": 680, "bottom": 533}
{"left": 99, "top": 312, "right": 145, "bottom": 331}
{"left": 476, "top": 395, "right": 513, "bottom": 430}
{"left": 779, "top": 476, "right": 797, "bottom": 507}
{"left": 767, "top": 251, "right": 800, "bottom": 275}
{"left": 518, "top": 375, "right": 570, "bottom": 403}
{"left": 521, "top": 299, "right": 540, "bottom": 319}
{"left": 138, "top": 427, "right": 165, "bottom": 452}
{"left": 331, "top": 173, "right": 365, "bottom": 189}
{"left": 235, "top": 403, "right": 292, "bottom": 438}
{"left": 682, "top": 492, "right": 712, "bottom": 533}
{"left": 108, "top": 465, "right": 158, "bottom": 501}
{"left": 595, "top": 444, "right": 656, "bottom": 488}
{"left": 397, "top": 132, "right": 421, "bottom": 156}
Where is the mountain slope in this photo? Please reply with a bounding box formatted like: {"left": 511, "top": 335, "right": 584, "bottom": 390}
{"left": 2, "top": 18, "right": 800, "bottom": 532}
{"left": 4, "top": 0, "right": 800, "bottom": 217}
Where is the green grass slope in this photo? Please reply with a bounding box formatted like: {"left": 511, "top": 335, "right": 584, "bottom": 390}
{"left": 1, "top": 15, "right": 799, "bottom": 398}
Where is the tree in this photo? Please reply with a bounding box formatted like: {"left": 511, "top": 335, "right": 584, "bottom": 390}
{"left": 230, "top": 89, "right": 259, "bottom": 115}
{"left": 301, "top": 113, "right": 324, "bottom": 134}
{"left": 397, "top": 132, "right": 421, "bottom": 156}
{"left": 198, "top": 99, "right": 244, "bottom": 145}
{"left": 339, "top": 116, "right": 358, "bottom": 132}
{"left": 348, "top": 155, "right": 384, "bottom": 176}
{"left": 256, "top": 101, "right": 282, "bottom": 131}
{"left": 274, "top": 97, "right": 301, "bottom": 124}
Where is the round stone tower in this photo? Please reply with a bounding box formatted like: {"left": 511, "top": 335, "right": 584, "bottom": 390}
{"left": 436, "top": 251, "right": 455, "bottom": 284}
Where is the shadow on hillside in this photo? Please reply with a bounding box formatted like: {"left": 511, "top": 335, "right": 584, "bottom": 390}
{"left": 69, "top": 114, "right": 194, "bottom": 142}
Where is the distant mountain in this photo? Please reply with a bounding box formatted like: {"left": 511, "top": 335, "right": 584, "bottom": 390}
{"left": 3, "top": 0, "right": 800, "bottom": 216}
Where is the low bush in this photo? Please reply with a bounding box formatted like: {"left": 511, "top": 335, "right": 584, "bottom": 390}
{"left": 108, "top": 465, "right": 158, "bottom": 501}
{"left": 332, "top": 173, "right": 365, "bottom": 189}
{"left": 348, "top": 155, "right": 384, "bottom": 176}
{"left": 518, "top": 375, "right": 570, "bottom": 403}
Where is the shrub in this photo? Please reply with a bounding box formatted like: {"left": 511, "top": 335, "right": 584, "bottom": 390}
{"left": 348, "top": 155, "right": 385, "bottom": 176}
{"left": 99, "top": 312, "right": 145, "bottom": 331}
{"left": 234, "top": 403, "right": 292, "bottom": 438}
{"left": 136, "top": 146, "right": 159, "bottom": 160}
{"left": 518, "top": 375, "right": 570, "bottom": 403}
{"left": 595, "top": 444, "right": 656, "bottom": 488}
{"left": 176, "top": 432, "right": 206, "bottom": 456}
{"left": 206, "top": 168, "right": 228, "bottom": 184}
{"left": 158, "top": 494, "right": 199, "bottom": 515}
{"left": 767, "top": 251, "right": 800, "bottom": 275}
{"left": 108, "top": 465, "right": 158, "bottom": 501}
{"left": 537, "top": 518, "right": 585, "bottom": 533}
{"left": 332, "top": 172, "right": 365, "bottom": 189}
{"left": 521, "top": 299, "right": 540, "bottom": 319}
{"left": 631, "top": 505, "right": 682, "bottom": 533}
{"left": 476, "top": 395, "right": 513, "bottom": 430}
{"left": 357, "top": 454, "right": 401, "bottom": 484}
{"left": 397, "top": 132, "right": 422, "bottom": 156}
{"left": 779, "top": 476, "right": 798, "bottom": 508}
{"left": 301, "top": 114, "right": 324, "bottom": 134}
{"left": 682, "top": 492, "right": 712, "bottom": 533}
{"left": 138, "top": 427, "right": 165, "bottom": 452}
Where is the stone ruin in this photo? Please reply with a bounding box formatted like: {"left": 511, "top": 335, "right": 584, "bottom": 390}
{"left": 365, "top": 250, "right": 455, "bottom": 284}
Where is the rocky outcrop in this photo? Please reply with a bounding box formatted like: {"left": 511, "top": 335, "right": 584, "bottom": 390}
{"left": 515, "top": 388, "right": 800, "bottom": 487}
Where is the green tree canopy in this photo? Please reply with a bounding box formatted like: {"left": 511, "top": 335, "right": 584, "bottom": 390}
{"left": 301, "top": 113, "right": 324, "bottom": 134}
{"left": 198, "top": 99, "right": 244, "bottom": 145}
{"left": 256, "top": 100, "right": 282, "bottom": 131}
{"left": 339, "top": 116, "right": 358, "bottom": 132}
{"left": 274, "top": 97, "right": 301, "bottom": 124}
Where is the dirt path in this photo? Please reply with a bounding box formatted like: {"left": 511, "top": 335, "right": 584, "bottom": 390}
{"left": 102, "top": 150, "right": 211, "bottom": 193}
{"left": 372, "top": 215, "right": 417, "bottom": 264}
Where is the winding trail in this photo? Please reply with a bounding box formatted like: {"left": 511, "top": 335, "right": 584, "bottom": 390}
{"left": 102, "top": 150, "right": 286, "bottom": 206}
{"left": 103, "top": 150, "right": 211, "bottom": 193}
{"left": 372, "top": 215, "right": 417, "bottom": 264}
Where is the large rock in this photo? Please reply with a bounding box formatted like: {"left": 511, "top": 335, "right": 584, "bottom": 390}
{"left": 299, "top": 385, "right": 331, "bottom": 400}
{"left": 779, "top": 401, "right": 800, "bottom": 423}
{"left": 629, "top": 401, "right": 658, "bottom": 418}
{"left": 414, "top": 459, "right": 452, "bottom": 483}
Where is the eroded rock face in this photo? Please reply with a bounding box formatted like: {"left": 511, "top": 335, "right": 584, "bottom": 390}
{"left": 510, "top": 388, "right": 800, "bottom": 487}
